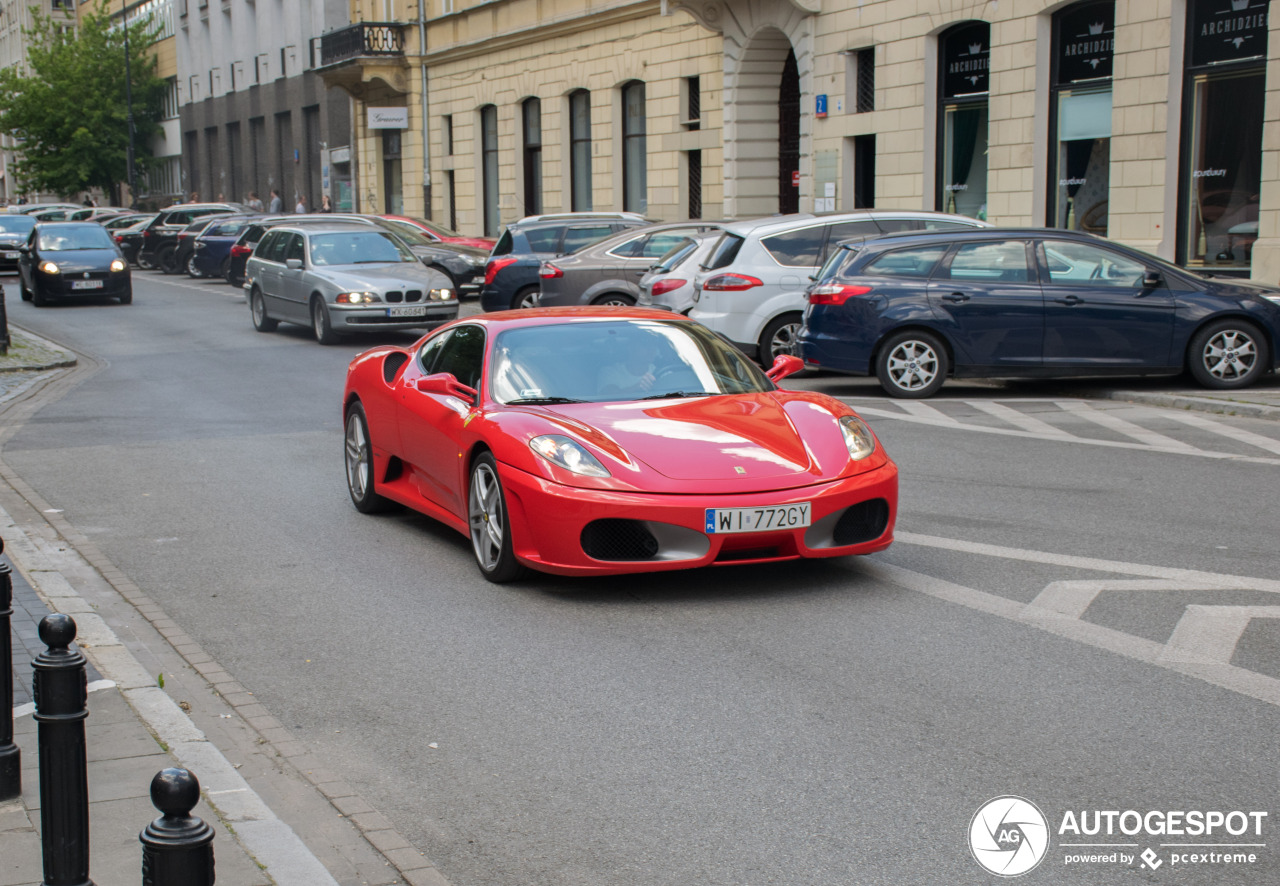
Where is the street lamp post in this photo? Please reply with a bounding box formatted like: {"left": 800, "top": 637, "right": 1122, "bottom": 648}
{"left": 121, "top": 0, "right": 139, "bottom": 208}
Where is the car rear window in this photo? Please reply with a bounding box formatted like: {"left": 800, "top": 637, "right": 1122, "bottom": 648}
{"left": 861, "top": 245, "right": 948, "bottom": 278}
{"left": 562, "top": 225, "right": 615, "bottom": 254}
{"left": 703, "top": 233, "right": 745, "bottom": 270}
{"left": 761, "top": 226, "right": 825, "bottom": 266}
{"left": 492, "top": 230, "right": 514, "bottom": 256}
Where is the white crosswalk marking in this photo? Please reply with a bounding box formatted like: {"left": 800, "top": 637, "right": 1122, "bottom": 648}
{"left": 967, "top": 401, "right": 1075, "bottom": 438}
{"left": 1161, "top": 410, "right": 1280, "bottom": 456}
{"left": 894, "top": 401, "right": 961, "bottom": 424}
{"left": 1161, "top": 605, "right": 1280, "bottom": 664}
{"left": 1054, "top": 400, "right": 1199, "bottom": 450}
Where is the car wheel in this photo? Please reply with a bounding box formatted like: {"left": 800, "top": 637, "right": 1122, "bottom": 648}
{"left": 876, "top": 330, "right": 949, "bottom": 399}
{"left": 186, "top": 255, "right": 204, "bottom": 278}
{"left": 157, "top": 246, "right": 179, "bottom": 274}
{"left": 510, "top": 286, "right": 539, "bottom": 311}
{"left": 758, "top": 313, "right": 804, "bottom": 366}
{"left": 250, "top": 287, "right": 277, "bottom": 332}
{"left": 468, "top": 453, "right": 528, "bottom": 583}
{"left": 592, "top": 293, "right": 635, "bottom": 307}
{"left": 136, "top": 253, "right": 155, "bottom": 270}
{"left": 1187, "top": 319, "right": 1269, "bottom": 389}
{"left": 344, "top": 403, "right": 391, "bottom": 514}
{"left": 311, "top": 295, "right": 340, "bottom": 345}
{"left": 219, "top": 257, "right": 232, "bottom": 280}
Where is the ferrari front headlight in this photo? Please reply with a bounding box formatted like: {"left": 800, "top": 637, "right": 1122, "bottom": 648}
{"left": 530, "top": 435, "right": 611, "bottom": 477}
{"left": 39, "top": 261, "right": 60, "bottom": 275}
{"left": 839, "top": 415, "right": 876, "bottom": 461}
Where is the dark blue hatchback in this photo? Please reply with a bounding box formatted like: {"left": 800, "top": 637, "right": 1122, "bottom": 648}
{"left": 799, "top": 228, "right": 1280, "bottom": 398}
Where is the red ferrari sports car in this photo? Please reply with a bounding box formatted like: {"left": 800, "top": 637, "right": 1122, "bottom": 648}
{"left": 343, "top": 307, "right": 897, "bottom": 581}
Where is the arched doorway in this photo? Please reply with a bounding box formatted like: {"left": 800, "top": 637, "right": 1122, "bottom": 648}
{"left": 779, "top": 49, "right": 800, "bottom": 214}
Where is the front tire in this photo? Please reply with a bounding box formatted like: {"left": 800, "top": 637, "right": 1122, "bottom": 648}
{"left": 311, "top": 296, "right": 339, "bottom": 344}
{"left": 250, "top": 287, "right": 278, "bottom": 332}
{"left": 344, "top": 403, "right": 391, "bottom": 513}
{"left": 468, "top": 453, "right": 527, "bottom": 583}
{"left": 876, "top": 330, "right": 949, "bottom": 399}
{"left": 157, "top": 246, "right": 179, "bottom": 274}
{"left": 31, "top": 283, "right": 50, "bottom": 307}
{"left": 19, "top": 276, "right": 32, "bottom": 301}
{"left": 758, "top": 313, "right": 804, "bottom": 366}
{"left": 1187, "top": 319, "right": 1269, "bottom": 390}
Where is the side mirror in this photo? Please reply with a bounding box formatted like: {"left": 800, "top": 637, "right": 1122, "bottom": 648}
{"left": 1142, "top": 270, "right": 1161, "bottom": 289}
{"left": 766, "top": 354, "right": 804, "bottom": 383}
{"left": 416, "top": 372, "right": 478, "bottom": 405}
{"left": 285, "top": 258, "right": 303, "bottom": 270}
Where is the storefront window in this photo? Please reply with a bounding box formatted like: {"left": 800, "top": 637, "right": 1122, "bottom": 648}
{"left": 938, "top": 21, "right": 989, "bottom": 220}
{"left": 1180, "top": 0, "right": 1268, "bottom": 271}
{"left": 1049, "top": 1, "right": 1114, "bottom": 235}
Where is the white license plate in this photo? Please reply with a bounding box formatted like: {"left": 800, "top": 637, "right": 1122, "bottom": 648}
{"left": 3, "top": 251, "right": 18, "bottom": 259}
{"left": 387, "top": 305, "right": 427, "bottom": 318}
{"left": 705, "top": 502, "right": 812, "bottom": 534}
{"left": 71, "top": 279, "right": 103, "bottom": 290}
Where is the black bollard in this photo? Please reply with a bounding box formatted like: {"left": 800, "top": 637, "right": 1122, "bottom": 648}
{"left": 0, "top": 537, "right": 19, "bottom": 801}
{"left": 33, "top": 613, "right": 94, "bottom": 886}
{"left": 140, "top": 768, "right": 215, "bottom": 885}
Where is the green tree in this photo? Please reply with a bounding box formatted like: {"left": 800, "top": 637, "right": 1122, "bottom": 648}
{"left": 0, "top": 1, "right": 168, "bottom": 204}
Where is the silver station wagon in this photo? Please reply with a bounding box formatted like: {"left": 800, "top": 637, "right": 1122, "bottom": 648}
{"left": 244, "top": 223, "right": 458, "bottom": 344}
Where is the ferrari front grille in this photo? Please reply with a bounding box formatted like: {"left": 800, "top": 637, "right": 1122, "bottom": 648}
{"left": 581, "top": 519, "right": 659, "bottom": 561}
{"left": 832, "top": 498, "right": 890, "bottom": 546}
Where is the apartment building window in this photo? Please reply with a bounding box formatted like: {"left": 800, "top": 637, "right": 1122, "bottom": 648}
{"left": 853, "top": 135, "right": 875, "bottom": 208}
{"left": 938, "top": 21, "right": 989, "bottom": 220}
{"left": 688, "top": 149, "right": 702, "bottom": 219}
{"left": 569, "top": 89, "right": 592, "bottom": 211}
{"left": 684, "top": 76, "right": 700, "bottom": 130}
{"left": 481, "top": 105, "right": 499, "bottom": 236}
{"left": 847, "top": 48, "right": 875, "bottom": 114}
{"left": 522, "top": 98, "right": 543, "bottom": 215}
{"left": 621, "top": 81, "right": 646, "bottom": 213}
{"left": 446, "top": 169, "right": 457, "bottom": 231}
{"left": 443, "top": 115, "right": 453, "bottom": 155}
{"left": 1179, "top": 0, "right": 1268, "bottom": 271}
{"left": 1049, "top": 0, "right": 1114, "bottom": 235}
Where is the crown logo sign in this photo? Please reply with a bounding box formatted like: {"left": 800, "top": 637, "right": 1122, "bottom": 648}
{"left": 1231, "top": 0, "right": 1250, "bottom": 10}
{"left": 968, "top": 43, "right": 983, "bottom": 55}
{"left": 1088, "top": 22, "right": 1104, "bottom": 35}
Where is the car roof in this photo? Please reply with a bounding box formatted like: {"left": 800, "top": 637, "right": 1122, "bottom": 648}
{"left": 720, "top": 210, "right": 988, "bottom": 238}
{"left": 833, "top": 226, "right": 1113, "bottom": 251}
{"left": 510, "top": 212, "right": 652, "bottom": 229}
{"left": 263, "top": 222, "right": 392, "bottom": 235}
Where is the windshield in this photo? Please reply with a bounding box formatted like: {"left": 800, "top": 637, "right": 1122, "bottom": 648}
{"left": 410, "top": 217, "right": 460, "bottom": 239}
{"left": 0, "top": 216, "right": 36, "bottom": 235}
{"left": 37, "top": 225, "right": 115, "bottom": 250}
{"left": 308, "top": 231, "right": 417, "bottom": 266}
{"left": 652, "top": 238, "right": 700, "bottom": 273}
{"left": 379, "top": 219, "right": 434, "bottom": 247}
{"left": 490, "top": 320, "right": 774, "bottom": 405}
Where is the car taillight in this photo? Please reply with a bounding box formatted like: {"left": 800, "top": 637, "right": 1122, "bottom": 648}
{"left": 807, "top": 283, "right": 874, "bottom": 305}
{"left": 539, "top": 262, "right": 563, "bottom": 279}
{"left": 231, "top": 243, "right": 252, "bottom": 257}
{"left": 484, "top": 256, "right": 518, "bottom": 286}
{"left": 650, "top": 278, "right": 686, "bottom": 297}
{"left": 702, "top": 273, "right": 763, "bottom": 292}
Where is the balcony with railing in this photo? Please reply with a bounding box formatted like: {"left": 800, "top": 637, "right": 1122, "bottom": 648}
{"left": 315, "top": 23, "right": 411, "bottom": 97}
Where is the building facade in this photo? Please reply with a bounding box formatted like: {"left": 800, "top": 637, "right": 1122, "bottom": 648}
{"left": 174, "top": 0, "right": 352, "bottom": 209}
{"left": 319, "top": 0, "right": 1277, "bottom": 282}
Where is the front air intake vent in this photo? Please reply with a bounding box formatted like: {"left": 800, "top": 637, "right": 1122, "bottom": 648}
{"left": 832, "top": 498, "right": 890, "bottom": 546}
{"left": 581, "top": 519, "right": 659, "bottom": 561}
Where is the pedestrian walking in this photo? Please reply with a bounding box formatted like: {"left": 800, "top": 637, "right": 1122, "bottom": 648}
{"left": 295, "top": 195, "right": 308, "bottom": 213}
{"left": 268, "top": 189, "right": 282, "bottom": 213}
{"left": 246, "top": 192, "right": 264, "bottom": 211}
{"left": 320, "top": 195, "right": 333, "bottom": 213}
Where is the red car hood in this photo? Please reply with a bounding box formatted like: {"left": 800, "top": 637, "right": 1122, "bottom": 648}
{"left": 547, "top": 394, "right": 826, "bottom": 485}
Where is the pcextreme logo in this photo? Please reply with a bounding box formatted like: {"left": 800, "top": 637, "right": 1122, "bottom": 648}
{"left": 969, "top": 796, "right": 1050, "bottom": 877}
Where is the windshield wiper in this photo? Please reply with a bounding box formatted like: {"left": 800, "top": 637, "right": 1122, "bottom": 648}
{"left": 638, "top": 390, "right": 715, "bottom": 400}
{"left": 506, "top": 396, "right": 588, "bottom": 405}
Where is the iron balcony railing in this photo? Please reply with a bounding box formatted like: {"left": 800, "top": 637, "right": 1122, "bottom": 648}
{"left": 318, "top": 23, "right": 406, "bottom": 67}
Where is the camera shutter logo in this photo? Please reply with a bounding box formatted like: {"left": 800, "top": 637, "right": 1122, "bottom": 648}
{"left": 969, "top": 796, "right": 1050, "bottom": 877}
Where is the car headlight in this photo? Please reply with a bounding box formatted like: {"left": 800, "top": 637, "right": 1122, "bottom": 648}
{"left": 530, "top": 435, "right": 611, "bottom": 477}
{"left": 429, "top": 288, "right": 454, "bottom": 301}
{"left": 110, "top": 259, "right": 126, "bottom": 272}
{"left": 335, "top": 291, "right": 381, "bottom": 304}
{"left": 39, "top": 260, "right": 60, "bottom": 275}
{"left": 839, "top": 415, "right": 876, "bottom": 461}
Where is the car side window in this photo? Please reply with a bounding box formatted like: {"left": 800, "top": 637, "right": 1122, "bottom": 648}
{"left": 525, "top": 227, "right": 560, "bottom": 252}
{"left": 761, "top": 226, "right": 825, "bottom": 267}
{"left": 860, "top": 245, "right": 948, "bottom": 278}
{"left": 284, "top": 234, "right": 305, "bottom": 264}
{"left": 607, "top": 234, "right": 647, "bottom": 258}
{"left": 1040, "top": 240, "right": 1148, "bottom": 288}
{"left": 418, "top": 330, "right": 452, "bottom": 374}
{"left": 562, "top": 225, "right": 616, "bottom": 254}
{"left": 255, "top": 231, "right": 280, "bottom": 261}
{"left": 639, "top": 233, "right": 694, "bottom": 259}
{"left": 264, "top": 232, "right": 291, "bottom": 263}
{"left": 922, "top": 220, "right": 981, "bottom": 231}
{"left": 944, "top": 241, "right": 1032, "bottom": 283}
{"left": 433, "top": 325, "right": 486, "bottom": 389}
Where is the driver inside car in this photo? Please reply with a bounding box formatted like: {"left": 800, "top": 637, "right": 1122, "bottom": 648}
{"left": 598, "top": 335, "right": 661, "bottom": 396}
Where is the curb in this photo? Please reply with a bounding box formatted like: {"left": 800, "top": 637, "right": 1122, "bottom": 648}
{"left": 1082, "top": 389, "right": 1280, "bottom": 422}
{"left": 0, "top": 326, "right": 78, "bottom": 373}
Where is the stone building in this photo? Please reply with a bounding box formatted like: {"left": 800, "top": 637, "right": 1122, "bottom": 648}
{"left": 320, "top": 0, "right": 1274, "bottom": 281}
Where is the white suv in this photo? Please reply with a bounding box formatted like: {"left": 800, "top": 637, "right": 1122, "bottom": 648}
{"left": 689, "top": 211, "right": 987, "bottom": 364}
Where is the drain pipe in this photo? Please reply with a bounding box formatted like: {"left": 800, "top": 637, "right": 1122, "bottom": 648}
{"left": 418, "top": 0, "right": 432, "bottom": 219}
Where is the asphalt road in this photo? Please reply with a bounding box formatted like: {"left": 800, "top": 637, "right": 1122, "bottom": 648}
{"left": 4, "top": 271, "right": 1280, "bottom": 884}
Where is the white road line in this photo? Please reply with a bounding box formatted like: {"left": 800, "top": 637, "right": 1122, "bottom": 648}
{"left": 1161, "top": 605, "right": 1280, "bottom": 665}
{"left": 1025, "top": 579, "right": 1240, "bottom": 620}
{"left": 967, "top": 400, "right": 1076, "bottom": 438}
{"left": 1055, "top": 400, "right": 1199, "bottom": 451}
{"left": 893, "top": 401, "right": 961, "bottom": 424}
{"left": 1161, "top": 410, "right": 1280, "bottom": 456}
